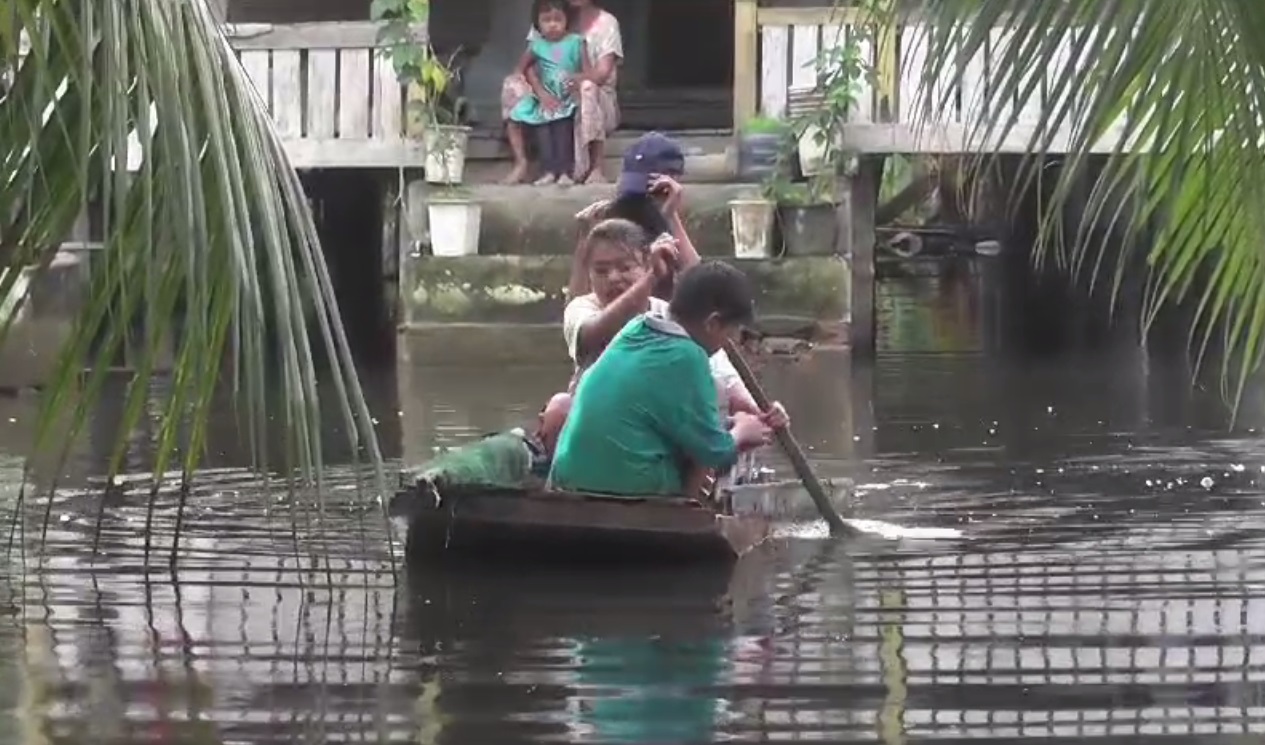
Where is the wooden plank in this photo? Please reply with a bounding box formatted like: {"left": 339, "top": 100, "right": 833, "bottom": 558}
{"left": 789, "top": 24, "right": 819, "bottom": 90}
{"left": 960, "top": 28, "right": 988, "bottom": 126}
{"left": 838, "top": 122, "right": 1146, "bottom": 155}
{"left": 897, "top": 25, "right": 927, "bottom": 123}
{"left": 759, "top": 25, "right": 789, "bottom": 117}
{"left": 223, "top": 21, "right": 426, "bottom": 51}
{"left": 279, "top": 139, "right": 427, "bottom": 169}
{"left": 373, "top": 53, "right": 403, "bottom": 140}
{"left": 338, "top": 48, "right": 372, "bottom": 139}
{"left": 987, "top": 28, "right": 1015, "bottom": 129}
{"left": 733, "top": 0, "right": 759, "bottom": 128}
{"left": 1044, "top": 28, "right": 1076, "bottom": 129}
{"left": 851, "top": 29, "right": 875, "bottom": 123}
{"left": 271, "top": 49, "right": 302, "bottom": 138}
{"left": 756, "top": 7, "right": 858, "bottom": 28}
{"left": 306, "top": 49, "right": 338, "bottom": 139}
{"left": 239, "top": 50, "right": 272, "bottom": 112}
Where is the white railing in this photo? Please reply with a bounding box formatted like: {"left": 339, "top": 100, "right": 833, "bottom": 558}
{"left": 753, "top": 7, "right": 1133, "bottom": 154}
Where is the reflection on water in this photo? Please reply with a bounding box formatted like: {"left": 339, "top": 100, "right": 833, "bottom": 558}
{"left": 1, "top": 271, "right": 1265, "bottom": 741}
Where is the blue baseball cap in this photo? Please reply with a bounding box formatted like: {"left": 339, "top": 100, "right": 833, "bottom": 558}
{"left": 616, "top": 132, "right": 685, "bottom": 197}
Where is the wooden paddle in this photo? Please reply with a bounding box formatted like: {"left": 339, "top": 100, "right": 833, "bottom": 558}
{"left": 723, "top": 339, "right": 853, "bottom": 536}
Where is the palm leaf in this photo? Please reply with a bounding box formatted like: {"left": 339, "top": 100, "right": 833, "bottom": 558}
{"left": 0, "top": 0, "right": 388, "bottom": 562}
{"left": 898, "top": 0, "right": 1265, "bottom": 408}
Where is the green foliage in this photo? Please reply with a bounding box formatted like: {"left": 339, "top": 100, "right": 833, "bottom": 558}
{"left": 1, "top": 0, "right": 386, "bottom": 562}
{"left": 760, "top": 32, "right": 871, "bottom": 206}
{"left": 904, "top": 0, "right": 1265, "bottom": 407}
{"left": 372, "top": 0, "right": 462, "bottom": 127}
{"left": 742, "top": 115, "right": 790, "bottom": 135}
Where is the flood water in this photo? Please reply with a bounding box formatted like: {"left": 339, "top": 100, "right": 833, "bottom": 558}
{"left": 2, "top": 262, "right": 1265, "bottom": 743}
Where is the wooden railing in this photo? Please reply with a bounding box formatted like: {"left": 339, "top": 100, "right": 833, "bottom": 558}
{"left": 738, "top": 5, "right": 1131, "bottom": 154}
{"left": 225, "top": 21, "right": 423, "bottom": 168}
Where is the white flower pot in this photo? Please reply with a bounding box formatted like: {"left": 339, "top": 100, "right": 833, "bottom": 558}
{"left": 729, "top": 199, "right": 775, "bottom": 259}
{"left": 428, "top": 198, "right": 481, "bottom": 257}
{"left": 798, "top": 124, "right": 830, "bottom": 177}
{"left": 424, "top": 125, "right": 471, "bottom": 185}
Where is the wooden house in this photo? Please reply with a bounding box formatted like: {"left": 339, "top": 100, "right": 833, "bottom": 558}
{"left": 207, "top": 0, "right": 870, "bottom": 179}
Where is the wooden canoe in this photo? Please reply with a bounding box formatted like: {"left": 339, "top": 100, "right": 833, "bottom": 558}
{"left": 389, "top": 476, "right": 852, "bottom": 565}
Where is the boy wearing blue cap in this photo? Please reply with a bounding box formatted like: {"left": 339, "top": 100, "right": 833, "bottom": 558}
{"left": 550, "top": 261, "right": 789, "bottom": 497}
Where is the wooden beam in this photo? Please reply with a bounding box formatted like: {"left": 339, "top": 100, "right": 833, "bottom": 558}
{"left": 733, "top": 0, "right": 758, "bottom": 129}
{"left": 755, "top": 7, "right": 860, "bottom": 28}
{"left": 223, "top": 21, "right": 427, "bottom": 50}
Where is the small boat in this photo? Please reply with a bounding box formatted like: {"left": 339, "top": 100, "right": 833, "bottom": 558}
{"left": 390, "top": 430, "right": 853, "bottom": 564}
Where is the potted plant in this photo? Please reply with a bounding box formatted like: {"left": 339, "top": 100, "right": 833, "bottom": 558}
{"left": 728, "top": 195, "right": 776, "bottom": 259}
{"left": 764, "top": 175, "right": 837, "bottom": 256}
{"left": 788, "top": 40, "right": 868, "bottom": 178}
{"left": 736, "top": 114, "right": 792, "bottom": 183}
{"left": 374, "top": 0, "right": 471, "bottom": 185}
{"left": 428, "top": 187, "right": 481, "bottom": 257}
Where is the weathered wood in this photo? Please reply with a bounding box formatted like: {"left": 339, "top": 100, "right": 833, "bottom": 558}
{"left": 306, "top": 49, "right": 337, "bottom": 139}
{"left": 223, "top": 21, "right": 425, "bottom": 50}
{"left": 733, "top": 0, "right": 759, "bottom": 128}
{"left": 373, "top": 54, "right": 403, "bottom": 140}
{"left": 281, "top": 140, "right": 426, "bottom": 169}
{"left": 756, "top": 6, "right": 858, "bottom": 27}
{"left": 238, "top": 50, "right": 271, "bottom": 111}
{"left": 270, "top": 49, "right": 302, "bottom": 138}
{"left": 759, "top": 25, "right": 789, "bottom": 116}
{"left": 338, "top": 48, "right": 372, "bottom": 139}
{"left": 790, "top": 24, "right": 818, "bottom": 91}
{"left": 839, "top": 122, "right": 1137, "bottom": 154}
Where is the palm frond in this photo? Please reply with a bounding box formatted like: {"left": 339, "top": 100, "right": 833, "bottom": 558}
{"left": 903, "top": 0, "right": 1265, "bottom": 407}
{"left": 0, "top": 0, "right": 386, "bottom": 560}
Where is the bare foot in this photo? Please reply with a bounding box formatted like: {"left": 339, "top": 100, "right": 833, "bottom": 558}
{"left": 501, "top": 162, "right": 529, "bottom": 185}
{"left": 533, "top": 173, "right": 558, "bottom": 186}
{"left": 583, "top": 169, "right": 608, "bottom": 185}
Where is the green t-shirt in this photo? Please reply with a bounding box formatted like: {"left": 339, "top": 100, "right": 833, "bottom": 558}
{"left": 549, "top": 315, "right": 738, "bottom": 496}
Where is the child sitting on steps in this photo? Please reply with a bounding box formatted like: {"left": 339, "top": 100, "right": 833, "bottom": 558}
{"left": 508, "top": 0, "right": 587, "bottom": 186}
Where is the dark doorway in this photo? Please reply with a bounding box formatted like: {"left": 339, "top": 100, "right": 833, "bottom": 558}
{"left": 302, "top": 170, "right": 395, "bottom": 366}
{"left": 645, "top": 0, "right": 733, "bottom": 89}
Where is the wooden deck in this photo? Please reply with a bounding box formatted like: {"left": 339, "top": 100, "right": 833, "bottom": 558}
{"left": 193, "top": 11, "right": 1135, "bottom": 171}
{"left": 742, "top": 6, "right": 1135, "bottom": 154}
{"left": 224, "top": 21, "right": 421, "bottom": 169}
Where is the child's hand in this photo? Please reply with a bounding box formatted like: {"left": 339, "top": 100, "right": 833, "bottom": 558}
{"left": 760, "top": 401, "right": 790, "bottom": 431}
{"left": 649, "top": 175, "right": 685, "bottom": 216}
{"left": 649, "top": 234, "right": 679, "bottom": 278}
{"left": 540, "top": 93, "right": 563, "bottom": 113}
{"left": 731, "top": 411, "right": 773, "bottom": 451}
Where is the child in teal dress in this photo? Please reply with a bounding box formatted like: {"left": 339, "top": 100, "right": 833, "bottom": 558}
{"left": 510, "top": 0, "right": 587, "bottom": 185}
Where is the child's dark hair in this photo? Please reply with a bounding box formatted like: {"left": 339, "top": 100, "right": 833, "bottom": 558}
{"left": 604, "top": 193, "right": 670, "bottom": 238}
{"left": 669, "top": 261, "right": 756, "bottom": 326}
{"left": 532, "top": 0, "right": 573, "bottom": 29}
{"left": 584, "top": 218, "right": 649, "bottom": 262}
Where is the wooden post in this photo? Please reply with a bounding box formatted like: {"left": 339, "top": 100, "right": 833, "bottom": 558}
{"left": 834, "top": 156, "right": 883, "bottom": 356}
{"left": 732, "top": 0, "right": 758, "bottom": 131}
{"left": 393, "top": 171, "right": 429, "bottom": 329}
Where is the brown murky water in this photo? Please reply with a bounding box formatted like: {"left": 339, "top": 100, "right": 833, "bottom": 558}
{"left": 2, "top": 263, "right": 1265, "bottom": 743}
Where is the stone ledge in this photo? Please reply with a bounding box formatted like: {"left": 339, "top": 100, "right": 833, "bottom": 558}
{"left": 430, "top": 183, "right": 764, "bottom": 257}
{"left": 402, "top": 255, "right": 851, "bottom": 326}
{"left": 397, "top": 319, "right": 850, "bottom": 366}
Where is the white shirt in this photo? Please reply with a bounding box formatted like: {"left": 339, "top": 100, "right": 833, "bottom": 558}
{"left": 562, "top": 293, "right": 748, "bottom": 399}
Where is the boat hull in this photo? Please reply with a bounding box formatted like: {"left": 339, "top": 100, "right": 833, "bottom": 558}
{"left": 390, "top": 479, "right": 851, "bottom": 565}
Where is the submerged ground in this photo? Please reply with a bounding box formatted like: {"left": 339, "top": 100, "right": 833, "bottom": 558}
{"left": 0, "top": 267, "right": 1262, "bottom": 743}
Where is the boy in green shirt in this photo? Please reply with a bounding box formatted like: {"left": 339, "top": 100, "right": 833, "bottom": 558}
{"left": 549, "top": 261, "right": 788, "bottom": 496}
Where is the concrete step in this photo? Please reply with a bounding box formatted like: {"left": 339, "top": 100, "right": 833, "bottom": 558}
{"left": 399, "top": 255, "right": 850, "bottom": 351}
{"left": 442, "top": 183, "right": 761, "bottom": 257}
{"left": 462, "top": 129, "right": 737, "bottom": 185}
